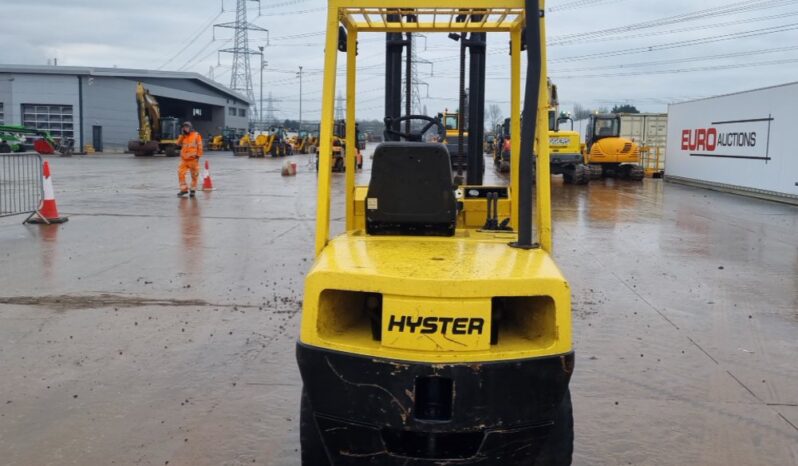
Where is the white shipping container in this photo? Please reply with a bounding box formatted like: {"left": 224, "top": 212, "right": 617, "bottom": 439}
{"left": 619, "top": 113, "right": 668, "bottom": 150}
{"left": 666, "top": 82, "right": 798, "bottom": 203}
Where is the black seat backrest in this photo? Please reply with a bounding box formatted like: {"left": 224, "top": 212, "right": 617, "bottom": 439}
{"left": 598, "top": 127, "right": 614, "bottom": 136}
{"left": 366, "top": 142, "right": 456, "bottom": 236}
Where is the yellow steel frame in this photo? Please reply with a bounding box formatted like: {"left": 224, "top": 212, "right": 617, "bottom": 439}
{"left": 303, "top": 0, "right": 573, "bottom": 364}
{"left": 315, "top": 0, "right": 551, "bottom": 255}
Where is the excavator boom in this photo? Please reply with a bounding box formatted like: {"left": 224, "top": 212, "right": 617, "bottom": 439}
{"left": 129, "top": 82, "right": 176, "bottom": 156}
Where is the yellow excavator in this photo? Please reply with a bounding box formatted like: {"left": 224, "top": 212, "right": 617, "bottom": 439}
{"left": 583, "top": 113, "right": 644, "bottom": 181}
{"left": 495, "top": 80, "right": 587, "bottom": 184}
{"left": 297, "top": 1, "right": 573, "bottom": 464}
{"left": 547, "top": 81, "right": 588, "bottom": 184}
{"left": 127, "top": 82, "right": 180, "bottom": 157}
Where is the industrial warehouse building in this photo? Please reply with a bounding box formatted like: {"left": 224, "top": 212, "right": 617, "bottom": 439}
{"left": 0, "top": 65, "right": 251, "bottom": 152}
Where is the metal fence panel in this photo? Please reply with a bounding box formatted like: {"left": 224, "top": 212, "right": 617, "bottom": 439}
{"left": 0, "top": 153, "right": 43, "bottom": 219}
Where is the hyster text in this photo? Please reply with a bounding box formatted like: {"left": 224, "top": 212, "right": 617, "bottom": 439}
{"left": 387, "top": 315, "right": 485, "bottom": 335}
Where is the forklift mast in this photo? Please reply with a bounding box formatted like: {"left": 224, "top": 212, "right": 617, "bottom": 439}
{"left": 384, "top": 14, "right": 405, "bottom": 127}
{"left": 383, "top": 13, "right": 487, "bottom": 185}
{"left": 465, "top": 24, "right": 487, "bottom": 185}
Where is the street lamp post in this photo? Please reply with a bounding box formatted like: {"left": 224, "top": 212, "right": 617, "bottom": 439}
{"left": 258, "top": 46, "right": 265, "bottom": 126}
{"left": 297, "top": 66, "right": 303, "bottom": 132}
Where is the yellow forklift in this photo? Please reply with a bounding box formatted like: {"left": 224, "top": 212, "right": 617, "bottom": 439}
{"left": 127, "top": 82, "right": 181, "bottom": 157}
{"left": 296, "top": 1, "right": 574, "bottom": 464}
{"left": 583, "top": 113, "right": 644, "bottom": 181}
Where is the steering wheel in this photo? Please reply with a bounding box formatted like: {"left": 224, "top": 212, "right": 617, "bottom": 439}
{"left": 384, "top": 115, "right": 445, "bottom": 142}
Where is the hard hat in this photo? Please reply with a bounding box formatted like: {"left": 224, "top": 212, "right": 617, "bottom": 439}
{"left": 182, "top": 121, "right": 193, "bottom": 128}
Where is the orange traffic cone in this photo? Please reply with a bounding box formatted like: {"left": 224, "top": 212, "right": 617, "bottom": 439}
{"left": 27, "top": 161, "right": 68, "bottom": 224}
{"left": 201, "top": 159, "right": 215, "bottom": 191}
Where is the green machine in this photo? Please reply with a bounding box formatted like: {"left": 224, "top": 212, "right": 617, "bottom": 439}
{"left": 0, "top": 125, "right": 63, "bottom": 155}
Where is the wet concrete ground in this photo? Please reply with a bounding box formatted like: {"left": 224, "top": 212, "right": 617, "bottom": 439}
{"left": 0, "top": 149, "right": 796, "bottom": 465}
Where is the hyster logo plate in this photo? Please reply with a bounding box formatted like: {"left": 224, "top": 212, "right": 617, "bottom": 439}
{"left": 381, "top": 296, "right": 492, "bottom": 352}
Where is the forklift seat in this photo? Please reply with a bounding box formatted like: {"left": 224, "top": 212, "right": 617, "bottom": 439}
{"left": 366, "top": 142, "right": 456, "bottom": 236}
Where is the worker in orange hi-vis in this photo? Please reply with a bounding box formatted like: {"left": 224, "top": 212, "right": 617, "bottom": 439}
{"left": 176, "top": 121, "right": 204, "bottom": 197}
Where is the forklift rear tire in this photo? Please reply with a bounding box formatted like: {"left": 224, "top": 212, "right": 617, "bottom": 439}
{"left": 0, "top": 142, "right": 11, "bottom": 153}
{"left": 300, "top": 388, "right": 331, "bottom": 466}
{"left": 534, "top": 388, "right": 574, "bottom": 466}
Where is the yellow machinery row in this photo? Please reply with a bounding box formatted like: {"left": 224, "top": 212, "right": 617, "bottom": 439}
{"left": 492, "top": 81, "right": 646, "bottom": 183}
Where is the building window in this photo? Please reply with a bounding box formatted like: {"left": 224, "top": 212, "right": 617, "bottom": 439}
{"left": 229, "top": 107, "right": 236, "bottom": 116}
{"left": 238, "top": 108, "right": 246, "bottom": 117}
{"left": 21, "top": 104, "right": 74, "bottom": 141}
{"left": 0, "top": 102, "right": 4, "bottom": 124}
{"left": 192, "top": 108, "right": 203, "bottom": 117}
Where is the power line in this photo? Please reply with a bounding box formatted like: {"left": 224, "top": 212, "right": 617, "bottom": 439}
{"left": 552, "top": 21, "right": 798, "bottom": 63}
{"left": 271, "top": 31, "right": 324, "bottom": 41}
{"left": 461, "top": 44, "right": 798, "bottom": 78}
{"left": 419, "top": 0, "right": 798, "bottom": 64}
{"left": 257, "top": 6, "right": 323, "bottom": 16}
{"left": 178, "top": 38, "right": 232, "bottom": 71}
{"left": 553, "top": 56, "right": 798, "bottom": 79}
{"left": 177, "top": 38, "right": 218, "bottom": 71}
{"left": 551, "top": 0, "right": 798, "bottom": 44}
{"left": 550, "top": 45, "right": 798, "bottom": 73}
{"left": 548, "top": 0, "right": 630, "bottom": 13}
{"left": 552, "top": 9, "right": 798, "bottom": 47}
{"left": 159, "top": 9, "right": 226, "bottom": 70}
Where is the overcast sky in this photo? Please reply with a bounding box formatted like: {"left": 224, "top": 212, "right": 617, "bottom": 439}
{"left": 3, "top": 0, "right": 798, "bottom": 122}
